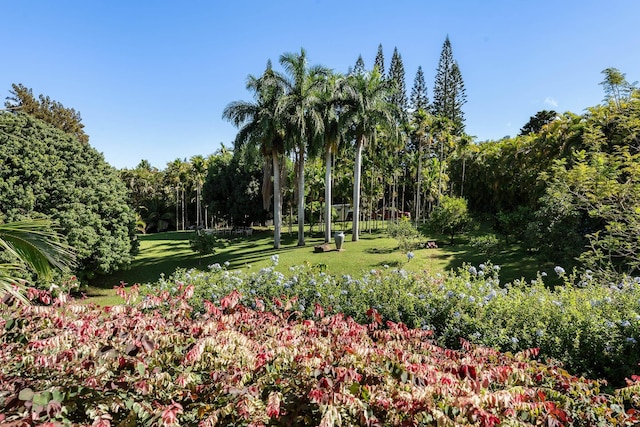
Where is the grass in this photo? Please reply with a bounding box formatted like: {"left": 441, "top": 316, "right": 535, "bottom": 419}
{"left": 84, "top": 221, "right": 554, "bottom": 305}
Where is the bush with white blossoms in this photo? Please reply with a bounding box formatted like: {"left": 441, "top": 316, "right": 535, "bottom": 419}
{"left": 139, "top": 260, "right": 640, "bottom": 386}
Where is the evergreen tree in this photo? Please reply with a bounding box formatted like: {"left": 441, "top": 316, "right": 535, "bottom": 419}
{"left": 0, "top": 112, "right": 138, "bottom": 280}
{"left": 519, "top": 110, "right": 557, "bottom": 135}
{"left": 410, "top": 66, "right": 429, "bottom": 112}
{"left": 5, "top": 83, "right": 89, "bottom": 144}
{"left": 374, "top": 44, "right": 385, "bottom": 76}
{"left": 432, "top": 36, "right": 467, "bottom": 135}
{"left": 388, "top": 47, "right": 408, "bottom": 117}
{"left": 353, "top": 55, "right": 366, "bottom": 75}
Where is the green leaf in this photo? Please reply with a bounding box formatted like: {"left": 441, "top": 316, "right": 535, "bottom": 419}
{"left": 136, "top": 362, "right": 146, "bottom": 376}
{"left": 349, "top": 383, "right": 360, "bottom": 395}
{"left": 18, "top": 388, "right": 34, "bottom": 401}
{"left": 52, "top": 389, "right": 65, "bottom": 402}
{"left": 32, "top": 391, "right": 52, "bottom": 406}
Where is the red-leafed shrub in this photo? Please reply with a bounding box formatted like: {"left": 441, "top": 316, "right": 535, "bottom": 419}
{"left": 1, "top": 288, "right": 639, "bottom": 426}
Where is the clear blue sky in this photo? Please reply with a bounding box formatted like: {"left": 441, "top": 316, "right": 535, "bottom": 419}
{"left": 3, "top": 0, "right": 639, "bottom": 169}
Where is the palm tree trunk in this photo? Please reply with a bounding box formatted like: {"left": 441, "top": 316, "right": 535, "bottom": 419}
{"left": 297, "top": 149, "right": 305, "bottom": 246}
{"left": 181, "top": 188, "right": 186, "bottom": 230}
{"left": 196, "top": 186, "right": 201, "bottom": 228}
{"left": 352, "top": 138, "right": 364, "bottom": 241}
{"left": 175, "top": 187, "right": 179, "bottom": 231}
{"left": 324, "top": 148, "right": 332, "bottom": 243}
{"left": 272, "top": 151, "right": 282, "bottom": 249}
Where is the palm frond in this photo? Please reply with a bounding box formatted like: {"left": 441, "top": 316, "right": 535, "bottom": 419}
{"left": 0, "top": 264, "right": 29, "bottom": 304}
{"left": 0, "top": 218, "right": 76, "bottom": 281}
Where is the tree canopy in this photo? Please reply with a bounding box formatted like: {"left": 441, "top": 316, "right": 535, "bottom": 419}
{"left": 4, "top": 83, "right": 89, "bottom": 144}
{"left": 0, "top": 111, "right": 138, "bottom": 280}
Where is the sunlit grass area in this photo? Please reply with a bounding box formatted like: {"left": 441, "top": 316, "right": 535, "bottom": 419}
{"left": 84, "top": 221, "right": 551, "bottom": 306}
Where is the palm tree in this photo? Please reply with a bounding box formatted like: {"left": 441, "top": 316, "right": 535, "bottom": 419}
{"left": 165, "top": 158, "right": 190, "bottom": 231}
{"left": 277, "top": 48, "right": 330, "bottom": 246}
{"left": 431, "top": 116, "right": 456, "bottom": 204}
{"left": 0, "top": 219, "right": 75, "bottom": 303}
{"left": 190, "top": 155, "right": 208, "bottom": 229}
{"left": 310, "top": 73, "right": 349, "bottom": 243}
{"left": 409, "top": 109, "right": 433, "bottom": 224}
{"left": 223, "top": 61, "right": 286, "bottom": 249}
{"left": 343, "top": 68, "right": 398, "bottom": 241}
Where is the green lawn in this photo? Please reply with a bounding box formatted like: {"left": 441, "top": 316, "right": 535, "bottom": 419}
{"left": 85, "top": 223, "right": 553, "bottom": 305}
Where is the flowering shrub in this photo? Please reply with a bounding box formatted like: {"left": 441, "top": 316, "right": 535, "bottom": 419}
{"left": 1, "top": 288, "right": 639, "bottom": 425}
{"left": 140, "top": 261, "right": 640, "bottom": 386}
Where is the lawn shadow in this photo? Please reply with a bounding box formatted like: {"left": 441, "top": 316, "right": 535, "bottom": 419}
{"left": 375, "top": 260, "right": 401, "bottom": 268}
{"left": 365, "top": 247, "right": 396, "bottom": 254}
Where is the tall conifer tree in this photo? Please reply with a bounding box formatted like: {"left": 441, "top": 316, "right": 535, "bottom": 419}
{"left": 432, "top": 36, "right": 467, "bottom": 135}
{"left": 353, "top": 55, "right": 366, "bottom": 75}
{"left": 388, "top": 47, "right": 408, "bottom": 117}
{"left": 410, "top": 66, "right": 429, "bottom": 112}
{"left": 374, "top": 44, "right": 385, "bottom": 76}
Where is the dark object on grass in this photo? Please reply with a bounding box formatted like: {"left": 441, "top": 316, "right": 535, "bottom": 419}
{"left": 314, "top": 243, "right": 332, "bottom": 253}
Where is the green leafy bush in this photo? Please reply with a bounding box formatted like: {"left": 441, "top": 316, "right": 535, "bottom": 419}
{"left": 469, "top": 234, "right": 501, "bottom": 256}
{"left": 429, "top": 195, "right": 471, "bottom": 244}
{"left": 188, "top": 230, "right": 218, "bottom": 257}
{"left": 141, "top": 260, "right": 640, "bottom": 387}
{"left": 386, "top": 218, "right": 420, "bottom": 252}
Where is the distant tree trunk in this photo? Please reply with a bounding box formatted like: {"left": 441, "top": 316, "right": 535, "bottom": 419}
{"left": 297, "top": 149, "right": 305, "bottom": 246}
{"left": 181, "top": 188, "right": 186, "bottom": 230}
{"left": 175, "top": 187, "right": 179, "bottom": 231}
{"left": 272, "top": 151, "right": 282, "bottom": 249}
{"left": 196, "top": 186, "right": 201, "bottom": 228}
{"left": 324, "top": 149, "right": 332, "bottom": 243}
{"left": 352, "top": 138, "right": 364, "bottom": 241}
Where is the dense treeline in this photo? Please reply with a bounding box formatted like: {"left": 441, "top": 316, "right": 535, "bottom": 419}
{"left": 455, "top": 68, "right": 640, "bottom": 277}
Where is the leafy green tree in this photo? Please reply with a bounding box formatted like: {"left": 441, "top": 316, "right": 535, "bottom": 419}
{"left": 429, "top": 195, "right": 471, "bottom": 244}
{"left": 5, "top": 83, "right": 89, "bottom": 144}
{"left": 432, "top": 36, "right": 467, "bottom": 135}
{"left": 410, "top": 66, "right": 429, "bottom": 112}
{"left": 519, "top": 110, "right": 557, "bottom": 135}
{"left": 0, "top": 218, "right": 76, "bottom": 302}
{"left": 204, "top": 146, "right": 267, "bottom": 227}
{"left": 223, "top": 61, "right": 286, "bottom": 248}
{"left": 525, "top": 179, "right": 586, "bottom": 263}
{"left": 0, "top": 112, "right": 138, "bottom": 280}
{"left": 600, "top": 67, "right": 637, "bottom": 110}
{"left": 119, "top": 160, "right": 165, "bottom": 224}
